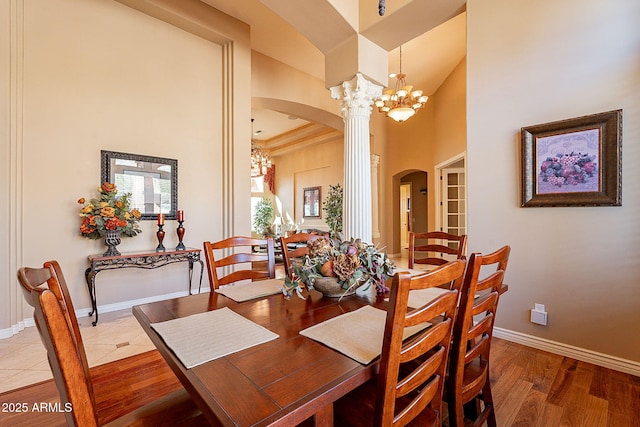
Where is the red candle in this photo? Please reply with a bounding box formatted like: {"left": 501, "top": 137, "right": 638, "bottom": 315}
{"left": 177, "top": 210, "right": 184, "bottom": 222}
{"left": 157, "top": 213, "right": 164, "bottom": 225}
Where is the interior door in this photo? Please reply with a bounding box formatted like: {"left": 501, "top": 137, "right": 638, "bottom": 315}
{"left": 440, "top": 167, "right": 466, "bottom": 258}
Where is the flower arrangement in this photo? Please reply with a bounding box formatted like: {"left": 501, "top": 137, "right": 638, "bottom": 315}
{"left": 78, "top": 182, "right": 142, "bottom": 239}
{"left": 282, "top": 237, "right": 395, "bottom": 299}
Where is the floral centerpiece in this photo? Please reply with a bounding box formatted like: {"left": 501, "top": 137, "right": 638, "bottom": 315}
{"left": 282, "top": 237, "right": 395, "bottom": 299}
{"left": 78, "top": 182, "right": 142, "bottom": 240}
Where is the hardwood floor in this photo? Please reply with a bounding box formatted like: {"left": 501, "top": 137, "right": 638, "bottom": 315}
{"left": 1, "top": 337, "right": 638, "bottom": 426}
{"left": 488, "top": 338, "right": 640, "bottom": 427}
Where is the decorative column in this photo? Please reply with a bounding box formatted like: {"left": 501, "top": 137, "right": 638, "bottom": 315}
{"left": 330, "top": 73, "right": 382, "bottom": 243}
{"left": 371, "top": 154, "right": 381, "bottom": 241}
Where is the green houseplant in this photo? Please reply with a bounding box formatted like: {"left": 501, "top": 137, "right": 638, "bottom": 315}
{"left": 253, "top": 198, "right": 275, "bottom": 237}
{"left": 323, "top": 183, "right": 343, "bottom": 239}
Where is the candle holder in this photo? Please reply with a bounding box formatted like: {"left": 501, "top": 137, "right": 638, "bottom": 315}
{"left": 156, "top": 224, "right": 166, "bottom": 251}
{"left": 176, "top": 220, "right": 186, "bottom": 250}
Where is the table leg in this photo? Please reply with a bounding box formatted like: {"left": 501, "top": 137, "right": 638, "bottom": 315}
{"left": 313, "top": 404, "right": 333, "bottom": 426}
{"left": 84, "top": 267, "right": 99, "bottom": 326}
{"left": 197, "top": 260, "right": 204, "bottom": 293}
{"left": 188, "top": 260, "right": 194, "bottom": 295}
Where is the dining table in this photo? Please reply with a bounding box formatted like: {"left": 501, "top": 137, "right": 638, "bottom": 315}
{"left": 132, "top": 280, "right": 390, "bottom": 427}
{"left": 132, "top": 271, "right": 508, "bottom": 427}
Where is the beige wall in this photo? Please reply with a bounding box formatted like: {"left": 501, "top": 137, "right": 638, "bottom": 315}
{"left": 1, "top": 0, "right": 251, "bottom": 333}
{"left": 467, "top": 0, "right": 640, "bottom": 361}
{"left": 382, "top": 58, "right": 467, "bottom": 253}
{"left": 272, "top": 137, "right": 344, "bottom": 231}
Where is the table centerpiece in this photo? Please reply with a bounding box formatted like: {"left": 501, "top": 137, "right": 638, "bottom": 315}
{"left": 282, "top": 237, "right": 394, "bottom": 299}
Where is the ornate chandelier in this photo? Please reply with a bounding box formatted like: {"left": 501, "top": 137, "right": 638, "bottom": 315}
{"left": 251, "top": 119, "right": 272, "bottom": 177}
{"left": 374, "top": 46, "right": 428, "bottom": 123}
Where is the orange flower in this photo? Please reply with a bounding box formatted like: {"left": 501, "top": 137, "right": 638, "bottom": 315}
{"left": 100, "top": 207, "right": 115, "bottom": 217}
{"left": 131, "top": 209, "right": 141, "bottom": 218}
{"left": 116, "top": 218, "right": 127, "bottom": 227}
{"left": 101, "top": 182, "right": 116, "bottom": 193}
{"left": 105, "top": 218, "right": 118, "bottom": 230}
{"left": 115, "top": 201, "right": 123, "bottom": 208}
{"left": 89, "top": 216, "right": 97, "bottom": 225}
{"left": 77, "top": 198, "right": 85, "bottom": 204}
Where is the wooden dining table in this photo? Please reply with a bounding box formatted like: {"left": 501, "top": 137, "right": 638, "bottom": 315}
{"left": 132, "top": 286, "right": 389, "bottom": 427}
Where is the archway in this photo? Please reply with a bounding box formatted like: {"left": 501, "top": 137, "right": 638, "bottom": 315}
{"left": 391, "top": 169, "right": 428, "bottom": 255}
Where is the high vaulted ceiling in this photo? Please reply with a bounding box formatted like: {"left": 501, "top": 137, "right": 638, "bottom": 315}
{"left": 201, "top": 0, "right": 467, "bottom": 145}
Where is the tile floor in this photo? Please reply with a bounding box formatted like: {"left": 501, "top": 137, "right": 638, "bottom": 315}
{"left": 0, "top": 254, "right": 409, "bottom": 394}
{"left": 0, "top": 308, "right": 155, "bottom": 394}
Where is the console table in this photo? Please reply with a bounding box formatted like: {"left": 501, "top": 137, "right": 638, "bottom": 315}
{"left": 85, "top": 248, "right": 204, "bottom": 326}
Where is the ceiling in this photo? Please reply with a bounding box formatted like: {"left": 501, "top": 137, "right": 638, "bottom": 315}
{"left": 202, "top": 0, "right": 467, "bottom": 144}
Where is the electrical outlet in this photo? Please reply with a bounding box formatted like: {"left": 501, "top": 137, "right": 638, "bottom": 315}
{"left": 531, "top": 303, "right": 548, "bottom": 325}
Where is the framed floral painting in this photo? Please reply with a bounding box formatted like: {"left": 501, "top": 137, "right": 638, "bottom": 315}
{"left": 521, "top": 110, "right": 622, "bottom": 207}
{"left": 303, "top": 186, "right": 321, "bottom": 217}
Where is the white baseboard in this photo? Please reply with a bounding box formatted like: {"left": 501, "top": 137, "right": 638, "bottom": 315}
{"left": 493, "top": 327, "right": 640, "bottom": 377}
{"left": 0, "top": 287, "right": 212, "bottom": 339}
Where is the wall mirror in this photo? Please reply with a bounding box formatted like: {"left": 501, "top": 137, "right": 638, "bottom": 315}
{"left": 101, "top": 150, "right": 178, "bottom": 220}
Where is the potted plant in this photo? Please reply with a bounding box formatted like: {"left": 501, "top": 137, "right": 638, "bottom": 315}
{"left": 322, "top": 184, "right": 343, "bottom": 239}
{"left": 253, "top": 197, "right": 275, "bottom": 237}
{"left": 282, "top": 236, "right": 394, "bottom": 299}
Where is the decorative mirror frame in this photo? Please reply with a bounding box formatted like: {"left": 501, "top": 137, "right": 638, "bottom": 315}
{"left": 101, "top": 150, "right": 178, "bottom": 220}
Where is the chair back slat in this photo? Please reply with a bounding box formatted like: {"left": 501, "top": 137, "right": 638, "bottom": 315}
{"left": 408, "top": 231, "right": 467, "bottom": 269}
{"left": 203, "top": 236, "right": 275, "bottom": 289}
{"left": 375, "top": 259, "right": 466, "bottom": 426}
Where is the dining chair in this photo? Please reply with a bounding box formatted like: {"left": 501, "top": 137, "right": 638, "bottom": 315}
{"left": 279, "top": 232, "right": 325, "bottom": 279}
{"left": 17, "top": 260, "right": 208, "bottom": 427}
{"left": 333, "top": 259, "right": 467, "bottom": 426}
{"left": 203, "top": 236, "right": 275, "bottom": 289}
{"left": 446, "top": 245, "right": 510, "bottom": 427}
{"left": 408, "top": 231, "right": 468, "bottom": 269}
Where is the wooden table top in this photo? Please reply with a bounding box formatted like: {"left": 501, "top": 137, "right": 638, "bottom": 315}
{"left": 133, "top": 288, "right": 389, "bottom": 427}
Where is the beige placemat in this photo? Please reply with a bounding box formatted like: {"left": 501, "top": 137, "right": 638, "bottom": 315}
{"left": 391, "top": 268, "right": 434, "bottom": 277}
{"left": 151, "top": 307, "right": 279, "bottom": 369}
{"left": 215, "top": 278, "right": 284, "bottom": 302}
{"left": 407, "top": 287, "right": 449, "bottom": 309}
{"left": 299, "top": 305, "right": 430, "bottom": 365}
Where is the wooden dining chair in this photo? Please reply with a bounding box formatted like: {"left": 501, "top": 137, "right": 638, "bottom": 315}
{"left": 446, "top": 245, "right": 510, "bottom": 427}
{"left": 279, "top": 232, "right": 324, "bottom": 279}
{"left": 333, "top": 259, "right": 467, "bottom": 426}
{"left": 203, "top": 236, "right": 275, "bottom": 289}
{"left": 408, "top": 231, "right": 468, "bottom": 269}
{"left": 17, "top": 260, "right": 208, "bottom": 427}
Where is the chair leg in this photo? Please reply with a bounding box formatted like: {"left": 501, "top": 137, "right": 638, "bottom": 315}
{"left": 481, "top": 380, "right": 497, "bottom": 427}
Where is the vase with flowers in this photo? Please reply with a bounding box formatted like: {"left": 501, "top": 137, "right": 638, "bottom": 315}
{"left": 78, "top": 182, "right": 142, "bottom": 256}
{"left": 282, "top": 237, "right": 394, "bottom": 299}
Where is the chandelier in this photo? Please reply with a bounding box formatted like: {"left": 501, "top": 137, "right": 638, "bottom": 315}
{"left": 374, "top": 46, "right": 428, "bottom": 123}
{"left": 251, "top": 119, "right": 272, "bottom": 177}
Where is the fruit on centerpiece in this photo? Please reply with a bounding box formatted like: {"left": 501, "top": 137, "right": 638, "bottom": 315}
{"left": 320, "top": 260, "right": 337, "bottom": 277}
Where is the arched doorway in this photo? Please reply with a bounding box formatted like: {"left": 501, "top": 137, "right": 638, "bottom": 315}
{"left": 392, "top": 169, "right": 428, "bottom": 256}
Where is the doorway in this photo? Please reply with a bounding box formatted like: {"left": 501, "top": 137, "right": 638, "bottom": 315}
{"left": 435, "top": 154, "right": 466, "bottom": 251}
{"left": 400, "top": 183, "right": 411, "bottom": 253}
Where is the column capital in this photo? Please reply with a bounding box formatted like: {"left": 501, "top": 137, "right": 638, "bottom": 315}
{"left": 330, "top": 73, "right": 383, "bottom": 120}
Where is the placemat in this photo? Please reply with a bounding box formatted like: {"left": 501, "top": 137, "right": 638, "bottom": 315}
{"left": 391, "top": 268, "right": 434, "bottom": 277}
{"left": 151, "top": 307, "right": 279, "bottom": 368}
{"left": 299, "top": 305, "right": 430, "bottom": 365}
{"left": 214, "top": 278, "right": 284, "bottom": 302}
{"left": 407, "top": 287, "right": 449, "bottom": 309}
